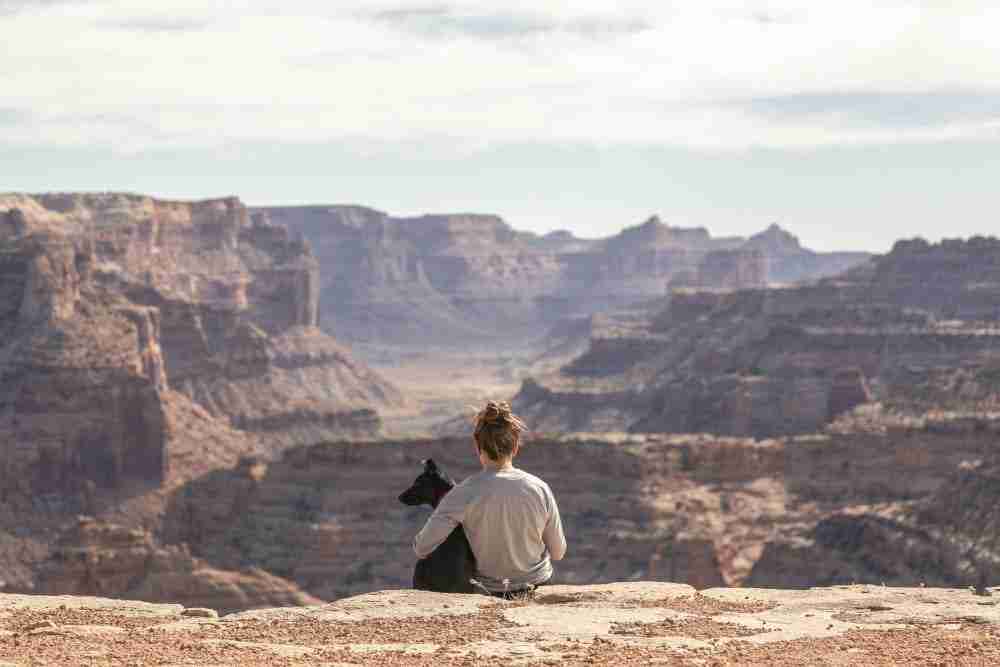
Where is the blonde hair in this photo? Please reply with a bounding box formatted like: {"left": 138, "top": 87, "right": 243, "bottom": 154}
{"left": 473, "top": 400, "right": 526, "bottom": 462}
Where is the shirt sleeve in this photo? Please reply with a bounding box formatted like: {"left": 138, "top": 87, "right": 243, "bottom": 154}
{"left": 542, "top": 486, "right": 567, "bottom": 561}
{"left": 413, "top": 485, "right": 468, "bottom": 559}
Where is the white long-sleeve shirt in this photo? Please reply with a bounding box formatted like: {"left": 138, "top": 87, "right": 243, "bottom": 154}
{"left": 413, "top": 465, "right": 566, "bottom": 592}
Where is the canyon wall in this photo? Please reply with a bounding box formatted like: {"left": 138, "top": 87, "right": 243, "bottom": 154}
{"left": 143, "top": 413, "right": 995, "bottom": 603}
{"left": 257, "top": 207, "right": 870, "bottom": 348}
{"left": 34, "top": 516, "right": 321, "bottom": 614}
{"left": 0, "top": 193, "right": 402, "bottom": 502}
{"left": 9, "top": 409, "right": 997, "bottom": 604}
{"left": 517, "top": 237, "right": 1000, "bottom": 437}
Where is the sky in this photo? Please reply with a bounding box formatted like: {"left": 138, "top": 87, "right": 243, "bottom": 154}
{"left": 1, "top": 1, "right": 999, "bottom": 252}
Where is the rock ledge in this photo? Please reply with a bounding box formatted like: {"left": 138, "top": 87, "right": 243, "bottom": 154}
{"left": 1, "top": 583, "right": 998, "bottom": 665}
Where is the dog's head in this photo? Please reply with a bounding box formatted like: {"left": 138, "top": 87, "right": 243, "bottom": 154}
{"left": 398, "top": 459, "right": 456, "bottom": 509}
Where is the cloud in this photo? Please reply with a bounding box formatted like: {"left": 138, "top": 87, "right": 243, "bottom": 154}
{"left": 371, "top": 6, "right": 553, "bottom": 39}
{"left": 100, "top": 16, "right": 211, "bottom": 33}
{"left": 367, "top": 4, "right": 649, "bottom": 40}
{"left": 1, "top": 2, "right": 999, "bottom": 152}
{"left": 0, "top": 108, "right": 29, "bottom": 125}
{"left": 0, "top": 0, "right": 77, "bottom": 15}
{"left": 742, "top": 91, "right": 1000, "bottom": 130}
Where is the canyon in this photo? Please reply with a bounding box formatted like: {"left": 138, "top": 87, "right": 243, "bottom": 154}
{"left": 0, "top": 193, "right": 402, "bottom": 595}
{"left": 0, "top": 194, "right": 402, "bottom": 490}
{"left": 1, "top": 191, "right": 998, "bottom": 621}
{"left": 517, "top": 237, "right": 1000, "bottom": 437}
{"left": 25, "top": 413, "right": 998, "bottom": 611}
{"left": 258, "top": 205, "right": 870, "bottom": 432}
{"left": 258, "top": 206, "right": 869, "bottom": 351}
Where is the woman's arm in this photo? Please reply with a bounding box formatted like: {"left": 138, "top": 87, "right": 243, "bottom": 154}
{"left": 543, "top": 487, "right": 567, "bottom": 561}
{"left": 413, "top": 487, "right": 467, "bottom": 558}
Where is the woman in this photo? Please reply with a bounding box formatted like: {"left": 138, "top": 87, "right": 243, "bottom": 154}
{"left": 413, "top": 401, "right": 566, "bottom": 597}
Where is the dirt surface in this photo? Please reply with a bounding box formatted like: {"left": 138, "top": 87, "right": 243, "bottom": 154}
{"left": 2, "top": 583, "right": 998, "bottom": 665}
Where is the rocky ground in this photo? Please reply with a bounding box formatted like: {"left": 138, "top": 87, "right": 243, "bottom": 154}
{"left": 0, "top": 583, "right": 998, "bottom": 665}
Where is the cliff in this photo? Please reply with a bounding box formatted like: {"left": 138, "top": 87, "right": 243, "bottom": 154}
{"left": 33, "top": 517, "right": 321, "bottom": 614}
{"left": 748, "top": 425, "right": 1000, "bottom": 590}
{"left": 743, "top": 223, "right": 869, "bottom": 284}
{"left": 0, "top": 583, "right": 996, "bottom": 665}
{"left": 0, "top": 193, "right": 407, "bottom": 590}
{"left": 0, "top": 194, "right": 402, "bottom": 475}
{"left": 256, "top": 207, "right": 871, "bottom": 348}
{"left": 144, "top": 407, "right": 997, "bottom": 604}
{"left": 11, "top": 411, "right": 1000, "bottom": 607}
{"left": 517, "top": 237, "right": 1000, "bottom": 437}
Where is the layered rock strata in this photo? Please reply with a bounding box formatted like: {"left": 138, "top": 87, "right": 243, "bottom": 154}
{"left": 257, "top": 207, "right": 869, "bottom": 348}
{"left": 518, "top": 237, "right": 1000, "bottom": 437}
{"left": 671, "top": 248, "right": 768, "bottom": 290}
{"left": 34, "top": 517, "right": 320, "bottom": 614}
{"left": 149, "top": 411, "right": 997, "bottom": 604}
{"left": 0, "top": 194, "right": 402, "bottom": 495}
{"left": 749, "top": 420, "right": 1000, "bottom": 589}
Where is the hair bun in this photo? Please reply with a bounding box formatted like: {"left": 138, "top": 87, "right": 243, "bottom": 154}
{"left": 473, "top": 400, "right": 527, "bottom": 459}
{"left": 480, "top": 400, "right": 511, "bottom": 425}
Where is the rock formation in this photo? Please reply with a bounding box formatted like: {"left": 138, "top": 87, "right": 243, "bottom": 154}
{"left": 1, "top": 583, "right": 997, "bottom": 665}
{"left": 517, "top": 237, "right": 1000, "bottom": 437}
{"left": 34, "top": 516, "right": 320, "bottom": 614}
{"left": 748, "top": 417, "right": 1000, "bottom": 590}
{"left": 10, "top": 409, "right": 1000, "bottom": 604}
{"left": 743, "top": 223, "right": 869, "bottom": 284}
{"left": 256, "top": 206, "right": 870, "bottom": 349}
{"left": 0, "top": 193, "right": 406, "bottom": 591}
{"left": 671, "top": 248, "right": 769, "bottom": 290}
{"left": 0, "top": 193, "right": 402, "bottom": 496}
{"left": 146, "top": 406, "right": 997, "bottom": 604}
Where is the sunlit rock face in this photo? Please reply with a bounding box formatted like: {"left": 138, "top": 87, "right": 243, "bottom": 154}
{"left": 0, "top": 193, "right": 402, "bottom": 500}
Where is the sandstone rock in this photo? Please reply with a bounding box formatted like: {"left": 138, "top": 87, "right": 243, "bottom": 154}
{"left": 227, "top": 589, "right": 501, "bottom": 623}
{"left": 180, "top": 607, "right": 218, "bottom": 619}
{"left": 159, "top": 435, "right": 779, "bottom": 601}
{"left": 25, "top": 619, "right": 57, "bottom": 631}
{"left": 0, "top": 193, "right": 403, "bottom": 487}
{"left": 34, "top": 518, "right": 321, "bottom": 614}
{"left": 675, "top": 248, "right": 768, "bottom": 289}
{"left": 743, "top": 223, "right": 869, "bottom": 284}
{"left": 0, "top": 593, "right": 181, "bottom": 617}
{"left": 518, "top": 237, "right": 1000, "bottom": 437}
{"left": 258, "top": 207, "right": 869, "bottom": 349}
{"left": 50, "top": 624, "right": 126, "bottom": 636}
{"left": 1, "top": 583, "right": 999, "bottom": 664}
{"left": 198, "top": 639, "right": 314, "bottom": 658}
{"left": 532, "top": 582, "right": 695, "bottom": 605}
{"left": 156, "top": 420, "right": 1000, "bottom": 602}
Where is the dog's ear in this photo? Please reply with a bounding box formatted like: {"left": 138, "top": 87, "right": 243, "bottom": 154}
{"left": 423, "top": 458, "right": 438, "bottom": 472}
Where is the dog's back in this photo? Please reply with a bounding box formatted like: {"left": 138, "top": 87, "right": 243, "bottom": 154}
{"left": 412, "top": 524, "right": 476, "bottom": 593}
{"left": 399, "top": 459, "right": 476, "bottom": 594}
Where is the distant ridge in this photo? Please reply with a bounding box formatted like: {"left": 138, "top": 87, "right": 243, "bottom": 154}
{"left": 257, "top": 205, "right": 873, "bottom": 347}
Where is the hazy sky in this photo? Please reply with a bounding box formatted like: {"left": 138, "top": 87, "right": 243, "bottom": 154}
{"left": 2, "top": 1, "right": 998, "bottom": 252}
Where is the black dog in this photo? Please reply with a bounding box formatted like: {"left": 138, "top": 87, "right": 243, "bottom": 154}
{"left": 398, "top": 459, "right": 476, "bottom": 593}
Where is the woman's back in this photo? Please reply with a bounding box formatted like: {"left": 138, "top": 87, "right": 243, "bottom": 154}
{"left": 444, "top": 466, "right": 565, "bottom": 591}
{"left": 412, "top": 400, "right": 566, "bottom": 594}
